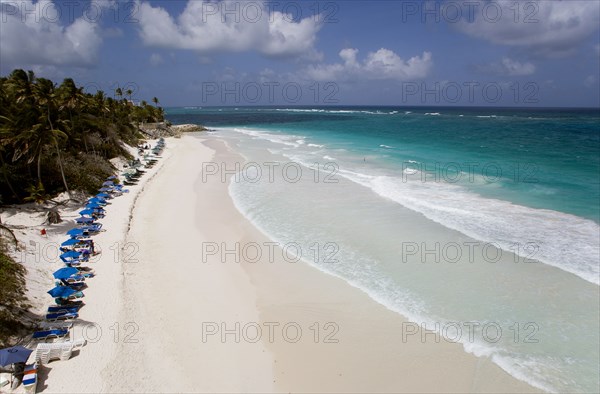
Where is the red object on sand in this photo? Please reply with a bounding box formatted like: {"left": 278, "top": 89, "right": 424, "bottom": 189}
{"left": 40, "top": 229, "right": 47, "bottom": 236}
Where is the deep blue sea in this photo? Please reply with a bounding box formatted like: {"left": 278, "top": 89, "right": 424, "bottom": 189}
{"left": 166, "top": 106, "right": 600, "bottom": 393}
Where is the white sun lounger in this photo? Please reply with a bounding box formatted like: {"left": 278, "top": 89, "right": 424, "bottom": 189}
{"left": 33, "top": 339, "right": 87, "bottom": 364}
{"left": 39, "top": 321, "right": 74, "bottom": 330}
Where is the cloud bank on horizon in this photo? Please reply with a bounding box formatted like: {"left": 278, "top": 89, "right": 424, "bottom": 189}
{"left": 0, "top": 0, "right": 598, "bottom": 106}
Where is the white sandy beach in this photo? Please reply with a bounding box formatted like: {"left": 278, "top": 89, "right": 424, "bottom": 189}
{"left": 7, "top": 133, "right": 542, "bottom": 393}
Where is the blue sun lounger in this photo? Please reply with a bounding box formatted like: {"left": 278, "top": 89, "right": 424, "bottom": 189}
{"left": 32, "top": 329, "right": 69, "bottom": 340}
{"left": 81, "top": 223, "right": 103, "bottom": 233}
{"left": 47, "top": 306, "right": 79, "bottom": 314}
{"left": 58, "top": 281, "right": 86, "bottom": 291}
{"left": 55, "top": 296, "right": 84, "bottom": 305}
{"left": 45, "top": 312, "right": 78, "bottom": 321}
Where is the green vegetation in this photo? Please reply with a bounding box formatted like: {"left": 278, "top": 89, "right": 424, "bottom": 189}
{"left": 0, "top": 69, "right": 164, "bottom": 203}
{"left": 0, "top": 248, "right": 29, "bottom": 347}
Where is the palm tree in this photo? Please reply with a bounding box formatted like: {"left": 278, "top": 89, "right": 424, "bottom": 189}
{"left": 0, "top": 116, "right": 20, "bottom": 199}
{"left": 31, "top": 78, "right": 71, "bottom": 196}
{"left": 0, "top": 68, "right": 169, "bottom": 203}
{"left": 58, "top": 78, "right": 87, "bottom": 152}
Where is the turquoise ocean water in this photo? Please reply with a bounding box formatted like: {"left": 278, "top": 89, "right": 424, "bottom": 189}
{"left": 167, "top": 107, "right": 600, "bottom": 393}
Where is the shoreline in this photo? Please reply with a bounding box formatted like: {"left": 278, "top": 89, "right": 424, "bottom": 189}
{"left": 104, "top": 133, "right": 538, "bottom": 393}
{"left": 204, "top": 136, "right": 542, "bottom": 393}
{"left": 8, "top": 133, "right": 541, "bottom": 393}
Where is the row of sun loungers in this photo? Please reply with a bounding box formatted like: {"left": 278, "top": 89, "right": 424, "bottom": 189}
{"left": 123, "top": 138, "right": 165, "bottom": 185}
{"left": 32, "top": 339, "right": 87, "bottom": 365}
{"left": 2, "top": 139, "right": 166, "bottom": 393}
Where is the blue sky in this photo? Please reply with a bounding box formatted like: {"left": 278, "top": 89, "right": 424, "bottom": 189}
{"left": 1, "top": 0, "right": 599, "bottom": 107}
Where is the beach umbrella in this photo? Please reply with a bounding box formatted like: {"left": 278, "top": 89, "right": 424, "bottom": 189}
{"left": 66, "top": 228, "right": 84, "bottom": 237}
{"left": 47, "top": 286, "right": 76, "bottom": 298}
{"left": 61, "top": 238, "right": 79, "bottom": 247}
{"left": 102, "top": 181, "right": 114, "bottom": 186}
{"left": 98, "top": 187, "right": 112, "bottom": 192}
{"left": 107, "top": 175, "right": 117, "bottom": 180}
{"left": 96, "top": 193, "right": 110, "bottom": 198}
{"left": 53, "top": 267, "right": 79, "bottom": 280}
{"left": 0, "top": 346, "right": 33, "bottom": 367}
{"left": 86, "top": 203, "right": 102, "bottom": 209}
{"left": 60, "top": 251, "right": 81, "bottom": 262}
{"left": 88, "top": 196, "right": 105, "bottom": 202}
{"left": 75, "top": 217, "right": 94, "bottom": 224}
{"left": 79, "top": 209, "right": 94, "bottom": 216}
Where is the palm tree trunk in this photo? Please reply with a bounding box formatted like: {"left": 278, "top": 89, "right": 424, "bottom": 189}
{"left": 47, "top": 106, "right": 71, "bottom": 197}
{"left": 55, "top": 143, "right": 70, "bottom": 196}
{"left": 37, "top": 152, "right": 42, "bottom": 186}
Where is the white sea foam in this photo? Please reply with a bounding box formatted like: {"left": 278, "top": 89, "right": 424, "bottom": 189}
{"left": 273, "top": 108, "right": 397, "bottom": 115}
{"left": 425, "top": 112, "right": 441, "bottom": 116}
{"left": 223, "top": 125, "right": 598, "bottom": 393}
{"left": 232, "top": 127, "right": 305, "bottom": 148}
{"left": 340, "top": 172, "right": 600, "bottom": 285}
{"left": 225, "top": 126, "right": 600, "bottom": 285}
{"left": 228, "top": 171, "right": 563, "bottom": 394}
{"left": 380, "top": 144, "right": 395, "bottom": 149}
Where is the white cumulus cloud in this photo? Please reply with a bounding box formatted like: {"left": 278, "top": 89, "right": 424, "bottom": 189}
{"left": 305, "top": 48, "right": 432, "bottom": 81}
{"left": 476, "top": 57, "right": 536, "bottom": 76}
{"left": 136, "top": 0, "right": 323, "bottom": 60}
{"left": 500, "top": 57, "right": 535, "bottom": 76}
{"left": 0, "top": 0, "right": 104, "bottom": 67}
{"left": 454, "top": 0, "right": 600, "bottom": 57}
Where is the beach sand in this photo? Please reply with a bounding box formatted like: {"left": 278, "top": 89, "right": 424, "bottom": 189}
{"left": 36, "top": 134, "right": 540, "bottom": 393}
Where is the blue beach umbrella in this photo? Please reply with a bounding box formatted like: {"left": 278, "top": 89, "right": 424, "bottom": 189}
{"left": 96, "top": 193, "right": 110, "bottom": 198}
{"left": 79, "top": 209, "right": 94, "bottom": 215}
{"left": 102, "top": 181, "right": 114, "bottom": 186}
{"left": 61, "top": 238, "right": 79, "bottom": 247}
{"left": 47, "top": 286, "right": 76, "bottom": 298}
{"left": 60, "top": 250, "right": 81, "bottom": 262}
{"left": 66, "top": 228, "right": 84, "bottom": 237}
{"left": 88, "top": 198, "right": 106, "bottom": 205}
{"left": 98, "top": 187, "right": 112, "bottom": 192}
{"left": 53, "top": 267, "right": 79, "bottom": 280}
{"left": 75, "top": 217, "right": 94, "bottom": 224}
{"left": 86, "top": 203, "right": 102, "bottom": 209}
{"left": 0, "top": 346, "right": 33, "bottom": 367}
{"left": 107, "top": 175, "right": 117, "bottom": 180}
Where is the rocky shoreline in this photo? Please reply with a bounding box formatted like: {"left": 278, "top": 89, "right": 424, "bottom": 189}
{"left": 139, "top": 122, "right": 207, "bottom": 138}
